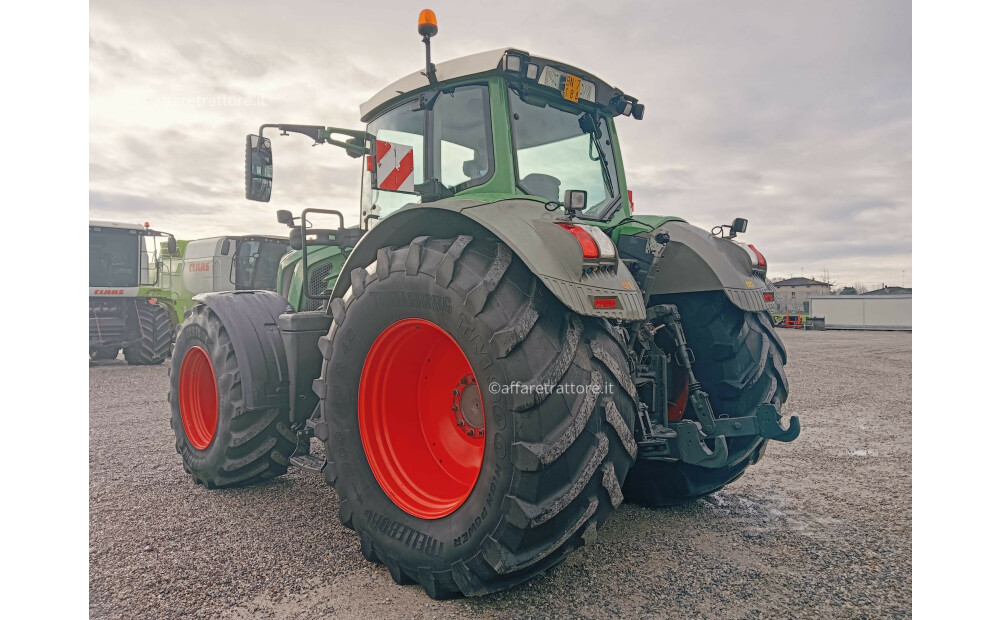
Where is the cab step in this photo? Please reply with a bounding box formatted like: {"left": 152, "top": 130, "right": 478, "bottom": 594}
{"left": 289, "top": 454, "right": 326, "bottom": 473}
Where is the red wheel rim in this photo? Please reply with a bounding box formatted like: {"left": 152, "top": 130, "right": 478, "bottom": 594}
{"left": 178, "top": 346, "right": 218, "bottom": 450}
{"left": 359, "top": 318, "right": 486, "bottom": 519}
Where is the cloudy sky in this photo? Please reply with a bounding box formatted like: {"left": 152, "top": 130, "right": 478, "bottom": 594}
{"left": 90, "top": 0, "right": 910, "bottom": 289}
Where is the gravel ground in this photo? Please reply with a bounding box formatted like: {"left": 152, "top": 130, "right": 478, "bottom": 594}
{"left": 90, "top": 329, "right": 911, "bottom": 619}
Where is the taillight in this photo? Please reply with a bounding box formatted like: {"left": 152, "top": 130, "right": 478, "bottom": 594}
{"left": 594, "top": 297, "right": 618, "bottom": 309}
{"left": 763, "top": 292, "right": 775, "bottom": 302}
{"left": 556, "top": 223, "right": 600, "bottom": 259}
{"left": 556, "top": 223, "right": 617, "bottom": 261}
{"left": 748, "top": 244, "right": 766, "bottom": 268}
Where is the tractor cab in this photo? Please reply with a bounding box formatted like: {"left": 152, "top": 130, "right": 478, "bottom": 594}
{"left": 245, "top": 42, "right": 645, "bottom": 231}
{"left": 356, "top": 47, "right": 644, "bottom": 228}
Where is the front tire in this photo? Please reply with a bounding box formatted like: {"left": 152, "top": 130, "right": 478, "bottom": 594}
{"left": 318, "top": 236, "right": 638, "bottom": 598}
{"left": 623, "top": 292, "right": 789, "bottom": 505}
{"left": 124, "top": 302, "right": 171, "bottom": 365}
{"left": 168, "top": 303, "right": 296, "bottom": 488}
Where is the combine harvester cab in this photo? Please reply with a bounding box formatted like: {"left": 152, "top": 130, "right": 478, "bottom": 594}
{"left": 169, "top": 234, "right": 293, "bottom": 319}
{"left": 168, "top": 9, "right": 799, "bottom": 599}
{"left": 89, "top": 220, "right": 178, "bottom": 364}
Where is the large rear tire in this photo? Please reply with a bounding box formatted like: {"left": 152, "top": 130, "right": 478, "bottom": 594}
{"left": 318, "top": 236, "right": 638, "bottom": 599}
{"left": 622, "top": 292, "right": 789, "bottom": 505}
{"left": 123, "top": 302, "right": 171, "bottom": 365}
{"left": 168, "top": 303, "right": 296, "bottom": 488}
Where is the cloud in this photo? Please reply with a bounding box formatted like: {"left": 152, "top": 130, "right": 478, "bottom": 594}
{"left": 90, "top": 0, "right": 910, "bottom": 288}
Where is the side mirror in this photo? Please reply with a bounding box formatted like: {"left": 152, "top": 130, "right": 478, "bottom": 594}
{"left": 167, "top": 237, "right": 177, "bottom": 255}
{"left": 276, "top": 210, "right": 294, "bottom": 226}
{"left": 221, "top": 239, "right": 231, "bottom": 255}
{"left": 731, "top": 218, "right": 748, "bottom": 234}
{"left": 245, "top": 134, "right": 273, "bottom": 202}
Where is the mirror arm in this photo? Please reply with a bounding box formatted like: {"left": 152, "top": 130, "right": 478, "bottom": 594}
{"left": 325, "top": 137, "right": 367, "bottom": 158}
{"left": 258, "top": 124, "right": 372, "bottom": 156}
{"left": 259, "top": 123, "right": 326, "bottom": 144}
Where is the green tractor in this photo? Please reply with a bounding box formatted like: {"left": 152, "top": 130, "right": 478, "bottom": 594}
{"left": 89, "top": 220, "right": 178, "bottom": 364}
{"left": 168, "top": 12, "right": 798, "bottom": 599}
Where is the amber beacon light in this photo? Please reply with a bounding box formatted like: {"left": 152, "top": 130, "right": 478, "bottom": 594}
{"left": 418, "top": 9, "right": 438, "bottom": 37}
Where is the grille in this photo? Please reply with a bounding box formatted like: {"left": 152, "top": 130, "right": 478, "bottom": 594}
{"left": 306, "top": 263, "right": 333, "bottom": 311}
{"left": 90, "top": 299, "right": 129, "bottom": 346}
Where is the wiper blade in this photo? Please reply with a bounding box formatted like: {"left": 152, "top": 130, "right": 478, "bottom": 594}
{"left": 589, "top": 131, "right": 614, "bottom": 195}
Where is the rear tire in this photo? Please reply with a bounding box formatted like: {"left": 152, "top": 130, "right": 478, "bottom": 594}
{"left": 318, "top": 236, "right": 638, "bottom": 598}
{"left": 168, "top": 303, "right": 296, "bottom": 488}
{"left": 622, "top": 292, "right": 789, "bottom": 505}
{"left": 124, "top": 302, "right": 172, "bottom": 365}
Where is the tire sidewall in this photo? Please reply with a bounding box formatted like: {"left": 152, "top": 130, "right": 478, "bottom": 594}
{"left": 326, "top": 269, "right": 517, "bottom": 566}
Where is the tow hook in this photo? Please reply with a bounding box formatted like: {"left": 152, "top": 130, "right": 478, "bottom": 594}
{"left": 707, "top": 404, "right": 801, "bottom": 443}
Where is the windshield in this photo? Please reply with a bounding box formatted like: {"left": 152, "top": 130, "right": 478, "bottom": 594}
{"left": 509, "top": 88, "right": 620, "bottom": 219}
{"left": 233, "top": 238, "right": 289, "bottom": 291}
{"left": 90, "top": 228, "right": 139, "bottom": 287}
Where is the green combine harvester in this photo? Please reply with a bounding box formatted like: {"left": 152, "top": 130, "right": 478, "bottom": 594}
{"left": 166, "top": 234, "right": 295, "bottom": 318}
{"left": 89, "top": 220, "right": 178, "bottom": 364}
{"left": 168, "top": 10, "right": 798, "bottom": 599}
{"left": 90, "top": 222, "right": 304, "bottom": 363}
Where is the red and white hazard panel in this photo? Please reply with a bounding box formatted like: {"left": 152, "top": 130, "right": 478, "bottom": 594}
{"left": 374, "top": 140, "right": 415, "bottom": 193}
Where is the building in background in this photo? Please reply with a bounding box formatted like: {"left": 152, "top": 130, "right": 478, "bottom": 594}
{"left": 862, "top": 285, "right": 912, "bottom": 295}
{"left": 772, "top": 277, "right": 832, "bottom": 314}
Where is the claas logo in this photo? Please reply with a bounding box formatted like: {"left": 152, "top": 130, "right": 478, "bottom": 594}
{"left": 188, "top": 261, "right": 211, "bottom": 272}
{"left": 93, "top": 289, "right": 125, "bottom": 295}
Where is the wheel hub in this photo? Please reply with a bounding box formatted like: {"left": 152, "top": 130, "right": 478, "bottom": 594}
{"left": 453, "top": 374, "right": 485, "bottom": 437}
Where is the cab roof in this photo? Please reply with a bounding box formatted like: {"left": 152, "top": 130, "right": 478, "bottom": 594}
{"left": 359, "top": 47, "right": 625, "bottom": 122}
{"left": 89, "top": 219, "right": 146, "bottom": 231}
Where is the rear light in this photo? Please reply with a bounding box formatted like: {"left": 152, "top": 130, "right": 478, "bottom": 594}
{"left": 594, "top": 297, "right": 618, "bottom": 309}
{"left": 557, "top": 223, "right": 599, "bottom": 259}
{"left": 763, "top": 292, "right": 775, "bottom": 302}
{"left": 748, "top": 244, "right": 766, "bottom": 268}
{"left": 556, "top": 223, "right": 617, "bottom": 261}
{"left": 577, "top": 224, "right": 617, "bottom": 260}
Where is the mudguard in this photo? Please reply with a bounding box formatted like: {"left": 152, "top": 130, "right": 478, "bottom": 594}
{"left": 330, "top": 198, "right": 646, "bottom": 320}
{"left": 635, "top": 220, "right": 772, "bottom": 313}
{"left": 193, "top": 290, "right": 293, "bottom": 411}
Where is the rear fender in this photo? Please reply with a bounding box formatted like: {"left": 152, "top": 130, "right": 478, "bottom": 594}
{"left": 193, "top": 291, "right": 292, "bottom": 411}
{"left": 638, "top": 221, "right": 772, "bottom": 312}
{"left": 330, "top": 199, "right": 645, "bottom": 320}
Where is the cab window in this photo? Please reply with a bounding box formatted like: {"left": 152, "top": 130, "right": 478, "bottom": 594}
{"left": 361, "top": 85, "right": 493, "bottom": 225}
